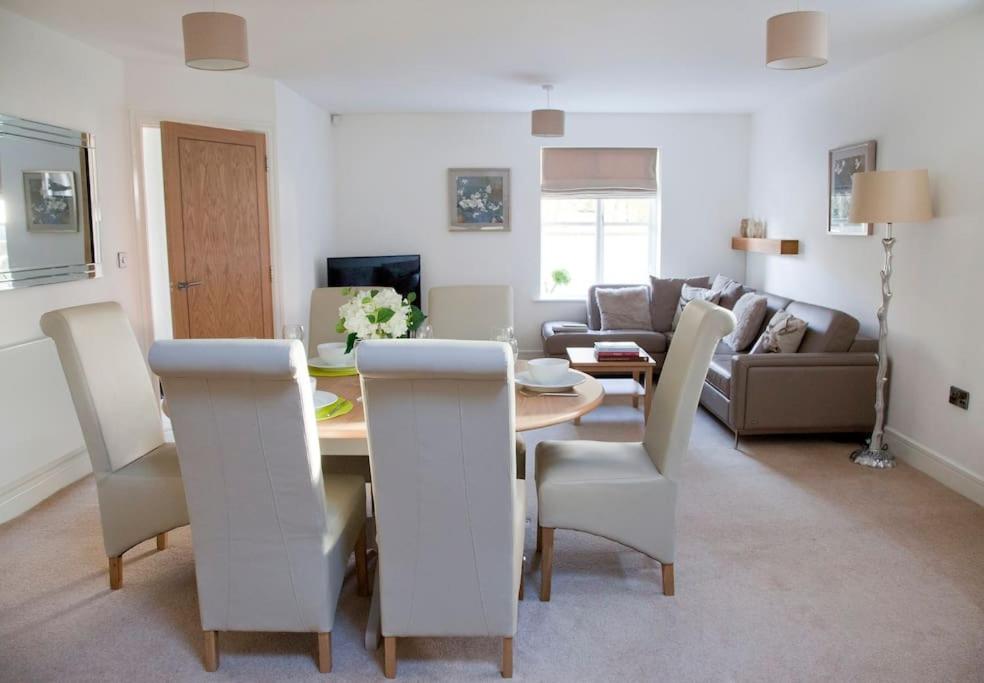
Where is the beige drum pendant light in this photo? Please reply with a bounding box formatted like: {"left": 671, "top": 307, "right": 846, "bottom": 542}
{"left": 183, "top": 11, "right": 249, "bottom": 70}
{"left": 766, "top": 10, "right": 828, "bottom": 69}
{"left": 532, "top": 85, "right": 565, "bottom": 138}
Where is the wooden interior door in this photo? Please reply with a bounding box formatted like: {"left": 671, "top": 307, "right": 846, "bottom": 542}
{"left": 161, "top": 121, "right": 273, "bottom": 339}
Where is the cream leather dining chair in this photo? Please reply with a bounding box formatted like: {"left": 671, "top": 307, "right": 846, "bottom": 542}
{"left": 534, "top": 299, "right": 736, "bottom": 600}
{"left": 149, "top": 339, "right": 369, "bottom": 672}
{"left": 308, "top": 286, "right": 353, "bottom": 354}
{"left": 41, "top": 302, "right": 188, "bottom": 590}
{"left": 358, "top": 339, "right": 525, "bottom": 678}
{"left": 427, "top": 285, "right": 514, "bottom": 341}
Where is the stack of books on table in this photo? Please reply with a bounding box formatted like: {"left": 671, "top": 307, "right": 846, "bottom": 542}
{"left": 594, "top": 341, "right": 643, "bottom": 361}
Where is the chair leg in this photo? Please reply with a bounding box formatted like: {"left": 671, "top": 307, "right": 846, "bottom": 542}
{"left": 501, "top": 637, "right": 513, "bottom": 678}
{"left": 539, "top": 527, "right": 555, "bottom": 601}
{"left": 536, "top": 525, "right": 543, "bottom": 554}
{"left": 108, "top": 556, "right": 123, "bottom": 590}
{"left": 355, "top": 525, "right": 370, "bottom": 596}
{"left": 383, "top": 636, "right": 397, "bottom": 678}
{"left": 518, "top": 558, "right": 525, "bottom": 601}
{"left": 156, "top": 532, "right": 168, "bottom": 551}
{"left": 662, "top": 563, "right": 675, "bottom": 596}
{"left": 203, "top": 631, "right": 219, "bottom": 672}
{"left": 317, "top": 632, "right": 332, "bottom": 673}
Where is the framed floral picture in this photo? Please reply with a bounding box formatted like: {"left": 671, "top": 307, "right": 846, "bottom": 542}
{"left": 448, "top": 168, "right": 510, "bottom": 231}
{"left": 23, "top": 170, "right": 79, "bottom": 232}
{"left": 828, "top": 141, "right": 876, "bottom": 236}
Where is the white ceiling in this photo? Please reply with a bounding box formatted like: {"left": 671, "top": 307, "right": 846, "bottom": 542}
{"left": 2, "top": 0, "right": 981, "bottom": 113}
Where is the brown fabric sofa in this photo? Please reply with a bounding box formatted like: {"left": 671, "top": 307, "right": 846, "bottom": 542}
{"left": 541, "top": 280, "right": 878, "bottom": 438}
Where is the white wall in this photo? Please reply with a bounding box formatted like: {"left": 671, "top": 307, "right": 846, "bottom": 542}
{"left": 0, "top": 8, "right": 145, "bottom": 516}
{"left": 274, "top": 81, "right": 335, "bottom": 337}
{"left": 747, "top": 13, "right": 984, "bottom": 498}
{"left": 333, "top": 113, "right": 750, "bottom": 350}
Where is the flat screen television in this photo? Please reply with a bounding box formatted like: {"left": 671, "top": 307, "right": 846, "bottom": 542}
{"left": 326, "top": 254, "right": 421, "bottom": 305}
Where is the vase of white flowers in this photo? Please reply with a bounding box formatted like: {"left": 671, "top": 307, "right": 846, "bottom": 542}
{"left": 335, "top": 288, "right": 426, "bottom": 353}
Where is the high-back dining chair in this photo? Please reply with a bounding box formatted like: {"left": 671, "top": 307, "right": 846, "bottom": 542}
{"left": 427, "top": 285, "right": 514, "bottom": 341}
{"left": 358, "top": 339, "right": 525, "bottom": 678}
{"left": 534, "top": 299, "right": 736, "bottom": 600}
{"left": 41, "top": 302, "right": 188, "bottom": 590}
{"left": 148, "top": 339, "right": 369, "bottom": 672}
{"left": 308, "top": 286, "right": 353, "bottom": 354}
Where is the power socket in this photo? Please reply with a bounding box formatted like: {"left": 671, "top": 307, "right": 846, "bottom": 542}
{"left": 949, "top": 386, "right": 970, "bottom": 410}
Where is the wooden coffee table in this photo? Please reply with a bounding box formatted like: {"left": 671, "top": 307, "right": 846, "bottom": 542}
{"left": 566, "top": 347, "right": 657, "bottom": 423}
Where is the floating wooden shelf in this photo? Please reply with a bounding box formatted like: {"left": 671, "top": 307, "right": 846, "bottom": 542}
{"left": 731, "top": 236, "right": 799, "bottom": 255}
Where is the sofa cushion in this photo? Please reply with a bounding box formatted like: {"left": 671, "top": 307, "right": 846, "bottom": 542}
{"left": 672, "top": 284, "right": 721, "bottom": 329}
{"left": 751, "top": 310, "right": 808, "bottom": 353}
{"left": 542, "top": 323, "right": 667, "bottom": 357}
{"left": 723, "top": 293, "right": 768, "bottom": 352}
{"left": 705, "top": 354, "right": 733, "bottom": 396}
{"left": 587, "top": 284, "right": 650, "bottom": 330}
{"left": 751, "top": 292, "right": 794, "bottom": 339}
{"left": 595, "top": 286, "right": 652, "bottom": 331}
{"left": 784, "top": 301, "right": 860, "bottom": 353}
{"left": 711, "top": 274, "right": 747, "bottom": 310}
{"left": 649, "top": 275, "right": 712, "bottom": 332}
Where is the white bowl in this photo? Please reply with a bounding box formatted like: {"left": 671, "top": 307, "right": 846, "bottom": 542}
{"left": 318, "top": 342, "right": 348, "bottom": 362}
{"left": 528, "top": 358, "right": 570, "bottom": 385}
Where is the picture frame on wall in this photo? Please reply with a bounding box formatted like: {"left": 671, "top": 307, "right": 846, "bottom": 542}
{"left": 828, "top": 140, "right": 876, "bottom": 236}
{"left": 23, "top": 170, "right": 79, "bottom": 233}
{"left": 448, "top": 168, "right": 510, "bottom": 231}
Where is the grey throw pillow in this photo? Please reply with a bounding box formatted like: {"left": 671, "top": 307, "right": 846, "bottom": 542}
{"left": 649, "top": 275, "right": 711, "bottom": 331}
{"left": 672, "top": 284, "right": 720, "bottom": 330}
{"left": 711, "top": 274, "right": 746, "bottom": 310}
{"left": 751, "top": 310, "right": 808, "bottom": 353}
{"left": 723, "top": 293, "right": 768, "bottom": 352}
{"left": 596, "top": 286, "right": 653, "bottom": 331}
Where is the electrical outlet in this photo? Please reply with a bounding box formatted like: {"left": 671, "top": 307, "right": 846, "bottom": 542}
{"left": 117, "top": 251, "right": 128, "bottom": 269}
{"left": 949, "top": 386, "right": 970, "bottom": 410}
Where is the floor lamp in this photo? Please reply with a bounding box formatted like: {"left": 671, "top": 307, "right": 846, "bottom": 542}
{"left": 848, "top": 169, "right": 933, "bottom": 468}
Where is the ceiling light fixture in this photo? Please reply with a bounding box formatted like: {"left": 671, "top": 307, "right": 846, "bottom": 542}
{"left": 766, "top": 10, "right": 828, "bottom": 70}
{"left": 182, "top": 11, "right": 249, "bottom": 71}
{"left": 531, "top": 85, "right": 565, "bottom": 138}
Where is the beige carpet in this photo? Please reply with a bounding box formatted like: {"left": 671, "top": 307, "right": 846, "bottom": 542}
{"left": 1, "top": 402, "right": 982, "bottom": 681}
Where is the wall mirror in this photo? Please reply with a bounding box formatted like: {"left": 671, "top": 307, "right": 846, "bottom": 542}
{"left": 0, "top": 113, "right": 100, "bottom": 289}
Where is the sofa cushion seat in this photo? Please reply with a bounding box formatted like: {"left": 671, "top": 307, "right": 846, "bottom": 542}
{"left": 541, "top": 322, "right": 668, "bottom": 357}
{"left": 705, "top": 354, "right": 734, "bottom": 396}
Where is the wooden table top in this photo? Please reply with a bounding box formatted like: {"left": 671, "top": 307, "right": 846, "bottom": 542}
{"left": 566, "top": 346, "right": 656, "bottom": 369}
{"left": 316, "top": 360, "right": 605, "bottom": 440}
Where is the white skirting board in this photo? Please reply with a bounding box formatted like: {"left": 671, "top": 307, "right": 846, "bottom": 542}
{"left": 886, "top": 428, "right": 984, "bottom": 506}
{"left": 0, "top": 338, "right": 89, "bottom": 525}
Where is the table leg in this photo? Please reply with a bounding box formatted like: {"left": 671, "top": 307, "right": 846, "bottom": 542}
{"left": 632, "top": 370, "right": 640, "bottom": 409}
{"left": 643, "top": 368, "right": 655, "bottom": 423}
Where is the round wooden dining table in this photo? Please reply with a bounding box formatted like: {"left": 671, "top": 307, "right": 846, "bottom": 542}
{"left": 315, "top": 360, "right": 605, "bottom": 442}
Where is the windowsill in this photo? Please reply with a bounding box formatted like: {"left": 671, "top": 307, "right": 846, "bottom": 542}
{"left": 533, "top": 297, "right": 585, "bottom": 303}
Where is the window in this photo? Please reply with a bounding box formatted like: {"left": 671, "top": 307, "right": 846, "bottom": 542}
{"left": 540, "top": 196, "right": 656, "bottom": 299}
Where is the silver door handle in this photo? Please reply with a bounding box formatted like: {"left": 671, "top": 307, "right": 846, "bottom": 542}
{"left": 175, "top": 280, "right": 202, "bottom": 290}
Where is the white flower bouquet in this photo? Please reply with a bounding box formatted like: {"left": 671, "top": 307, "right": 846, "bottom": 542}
{"left": 335, "top": 288, "right": 426, "bottom": 353}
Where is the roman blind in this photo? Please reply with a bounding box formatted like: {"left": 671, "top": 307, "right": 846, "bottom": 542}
{"left": 541, "top": 147, "right": 659, "bottom": 196}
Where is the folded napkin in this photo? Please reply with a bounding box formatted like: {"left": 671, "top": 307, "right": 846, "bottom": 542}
{"left": 308, "top": 365, "right": 358, "bottom": 378}
{"left": 316, "top": 397, "right": 354, "bottom": 421}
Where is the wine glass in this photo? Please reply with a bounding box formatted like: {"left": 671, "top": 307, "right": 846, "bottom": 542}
{"left": 493, "top": 326, "right": 519, "bottom": 361}
{"left": 282, "top": 324, "right": 305, "bottom": 342}
{"left": 412, "top": 322, "right": 433, "bottom": 339}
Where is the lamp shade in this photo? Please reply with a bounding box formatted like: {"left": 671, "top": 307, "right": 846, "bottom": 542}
{"left": 766, "top": 11, "right": 828, "bottom": 70}
{"left": 183, "top": 12, "right": 249, "bottom": 71}
{"left": 532, "top": 109, "right": 565, "bottom": 137}
{"left": 849, "top": 170, "right": 933, "bottom": 224}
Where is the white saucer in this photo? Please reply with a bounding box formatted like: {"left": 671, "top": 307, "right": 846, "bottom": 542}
{"left": 309, "top": 355, "right": 355, "bottom": 370}
{"left": 313, "top": 390, "right": 339, "bottom": 409}
{"left": 515, "top": 369, "right": 587, "bottom": 393}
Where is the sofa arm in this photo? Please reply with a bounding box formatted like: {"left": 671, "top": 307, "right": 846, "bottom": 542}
{"left": 729, "top": 352, "right": 878, "bottom": 433}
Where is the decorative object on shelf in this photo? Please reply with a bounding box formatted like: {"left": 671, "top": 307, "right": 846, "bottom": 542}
{"left": 766, "top": 10, "right": 828, "bottom": 70}
{"left": 182, "top": 11, "right": 249, "bottom": 71}
{"left": 23, "top": 171, "right": 78, "bottom": 232}
{"left": 532, "top": 84, "right": 565, "bottom": 137}
{"left": 847, "top": 169, "right": 933, "bottom": 469}
{"left": 731, "top": 237, "right": 799, "bottom": 255}
{"left": 448, "top": 168, "right": 510, "bottom": 231}
{"left": 335, "top": 287, "right": 426, "bottom": 353}
{"left": 749, "top": 219, "right": 766, "bottom": 238}
{"left": 739, "top": 218, "right": 750, "bottom": 237}
{"left": 829, "top": 140, "right": 877, "bottom": 235}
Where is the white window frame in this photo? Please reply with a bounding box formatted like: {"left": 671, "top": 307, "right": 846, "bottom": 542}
{"left": 538, "top": 195, "right": 659, "bottom": 300}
